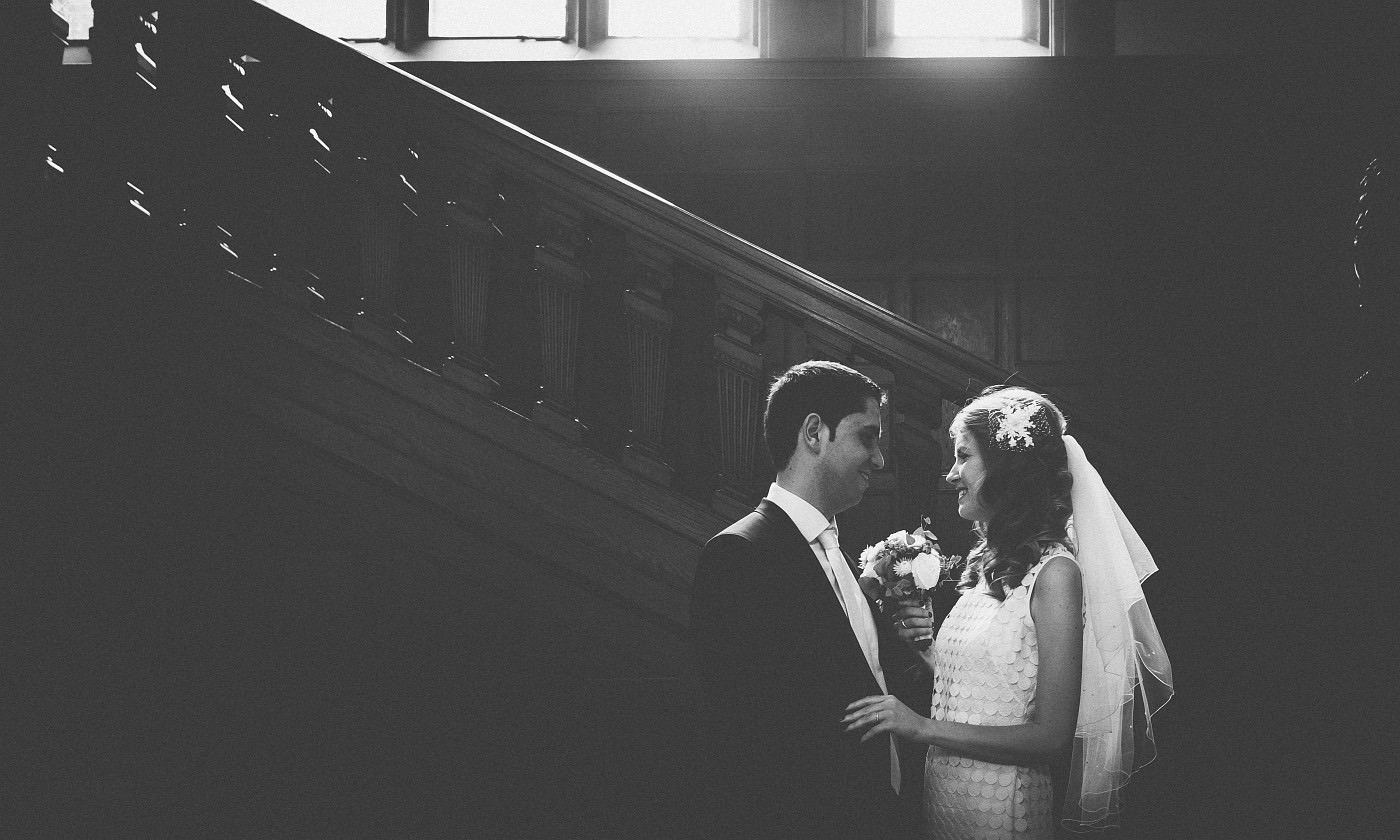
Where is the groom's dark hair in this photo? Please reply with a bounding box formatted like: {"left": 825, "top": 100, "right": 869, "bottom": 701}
{"left": 764, "top": 360, "right": 884, "bottom": 472}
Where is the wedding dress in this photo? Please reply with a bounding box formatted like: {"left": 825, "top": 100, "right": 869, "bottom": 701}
{"left": 922, "top": 545, "right": 1071, "bottom": 840}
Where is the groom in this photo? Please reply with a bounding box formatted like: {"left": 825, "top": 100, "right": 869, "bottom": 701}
{"left": 690, "top": 360, "right": 917, "bottom": 840}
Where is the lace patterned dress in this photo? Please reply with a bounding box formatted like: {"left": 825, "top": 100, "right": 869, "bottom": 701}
{"left": 922, "top": 546, "right": 1074, "bottom": 840}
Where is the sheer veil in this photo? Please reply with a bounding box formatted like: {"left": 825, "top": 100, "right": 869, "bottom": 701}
{"left": 1061, "top": 435, "right": 1174, "bottom": 829}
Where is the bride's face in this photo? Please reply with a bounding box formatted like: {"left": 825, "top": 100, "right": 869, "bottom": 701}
{"left": 946, "top": 428, "right": 991, "bottom": 522}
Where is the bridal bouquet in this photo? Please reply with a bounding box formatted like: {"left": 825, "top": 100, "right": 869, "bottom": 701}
{"left": 857, "top": 521, "right": 963, "bottom": 650}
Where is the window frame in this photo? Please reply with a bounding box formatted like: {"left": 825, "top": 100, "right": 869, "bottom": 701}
{"left": 599, "top": 0, "right": 756, "bottom": 44}
{"left": 404, "top": 0, "right": 759, "bottom": 54}
{"left": 51, "top": 0, "right": 94, "bottom": 42}
{"left": 50, "top": 1, "right": 1077, "bottom": 62}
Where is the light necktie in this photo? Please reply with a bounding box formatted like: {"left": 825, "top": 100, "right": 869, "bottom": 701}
{"left": 817, "top": 526, "right": 882, "bottom": 682}
{"left": 817, "top": 525, "right": 901, "bottom": 794}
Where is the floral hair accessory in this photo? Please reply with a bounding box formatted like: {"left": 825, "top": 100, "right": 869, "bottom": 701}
{"left": 989, "top": 398, "right": 1053, "bottom": 452}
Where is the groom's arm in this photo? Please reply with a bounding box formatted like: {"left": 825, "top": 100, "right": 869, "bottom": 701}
{"left": 693, "top": 533, "right": 868, "bottom": 839}
{"left": 690, "top": 533, "right": 780, "bottom": 731}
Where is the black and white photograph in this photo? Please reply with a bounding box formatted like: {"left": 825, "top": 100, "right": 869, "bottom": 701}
{"left": 8, "top": 1, "right": 1395, "bottom": 838}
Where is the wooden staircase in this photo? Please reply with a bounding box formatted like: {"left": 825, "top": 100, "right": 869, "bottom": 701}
{"left": 64, "top": 0, "right": 1124, "bottom": 567}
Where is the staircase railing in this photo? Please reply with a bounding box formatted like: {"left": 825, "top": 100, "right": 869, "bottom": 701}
{"left": 69, "top": 0, "right": 1125, "bottom": 553}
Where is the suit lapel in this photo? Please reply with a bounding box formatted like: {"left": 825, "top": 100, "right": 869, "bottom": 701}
{"left": 753, "top": 500, "right": 847, "bottom": 618}
{"left": 752, "top": 501, "right": 884, "bottom": 694}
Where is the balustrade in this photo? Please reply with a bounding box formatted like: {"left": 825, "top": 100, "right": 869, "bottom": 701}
{"left": 711, "top": 278, "right": 766, "bottom": 518}
{"left": 530, "top": 200, "right": 591, "bottom": 441}
{"left": 620, "top": 237, "right": 677, "bottom": 486}
{"left": 438, "top": 164, "right": 502, "bottom": 396}
{"left": 64, "top": 0, "right": 1116, "bottom": 537}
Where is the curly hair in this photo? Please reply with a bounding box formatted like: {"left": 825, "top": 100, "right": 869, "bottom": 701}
{"left": 952, "top": 387, "right": 1074, "bottom": 600}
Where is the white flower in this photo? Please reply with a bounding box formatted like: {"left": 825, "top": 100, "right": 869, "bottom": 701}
{"left": 887, "top": 530, "right": 909, "bottom": 547}
{"left": 858, "top": 544, "right": 881, "bottom": 569}
{"left": 910, "top": 552, "right": 943, "bottom": 590}
{"left": 892, "top": 559, "right": 914, "bottom": 578}
{"left": 993, "top": 400, "right": 1042, "bottom": 450}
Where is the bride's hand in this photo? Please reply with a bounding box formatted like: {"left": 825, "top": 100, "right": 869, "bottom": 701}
{"left": 842, "top": 694, "right": 927, "bottom": 743}
{"left": 888, "top": 597, "right": 934, "bottom": 648}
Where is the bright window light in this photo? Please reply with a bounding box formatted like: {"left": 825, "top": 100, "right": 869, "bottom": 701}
{"left": 430, "top": 1, "right": 566, "bottom": 38}
{"left": 891, "top": 0, "right": 1025, "bottom": 39}
{"left": 259, "top": 1, "right": 385, "bottom": 39}
{"left": 609, "top": 0, "right": 746, "bottom": 39}
{"left": 53, "top": 1, "right": 94, "bottom": 41}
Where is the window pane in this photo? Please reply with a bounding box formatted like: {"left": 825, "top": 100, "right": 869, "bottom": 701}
{"left": 609, "top": 0, "right": 746, "bottom": 39}
{"left": 53, "top": 1, "right": 94, "bottom": 41}
{"left": 431, "top": 1, "right": 566, "bottom": 38}
{"left": 260, "top": 1, "right": 385, "bottom": 39}
{"left": 891, "top": 0, "right": 1024, "bottom": 39}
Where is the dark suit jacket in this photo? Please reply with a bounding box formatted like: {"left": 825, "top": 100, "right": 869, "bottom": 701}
{"left": 690, "top": 499, "right": 918, "bottom": 840}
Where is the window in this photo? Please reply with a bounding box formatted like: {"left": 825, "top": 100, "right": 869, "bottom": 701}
{"left": 254, "top": 1, "right": 756, "bottom": 52}
{"left": 260, "top": 0, "right": 386, "bottom": 40}
{"left": 890, "top": 0, "right": 1024, "bottom": 39}
{"left": 53, "top": 0, "right": 94, "bottom": 40}
{"left": 243, "top": 1, "right": 1063, "bottom": 59}
{"left": 873, "top": 0, "right": 1049, "bottom": 57}
{"left": 608, "top": 0, "right": 749, "bottom": 40}
{"left": 430, "top": 1, "right": 567, "bottom": 39}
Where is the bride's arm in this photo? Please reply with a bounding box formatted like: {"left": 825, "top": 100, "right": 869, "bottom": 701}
{"left": 847, "top": 556, "right": 1083, "bottom": 766}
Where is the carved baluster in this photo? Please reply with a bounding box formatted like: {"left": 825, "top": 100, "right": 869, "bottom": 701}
{"left": 531, "top": 201, "right": 590, "bottom": 440}
{"left": 655, "top": 263, "right": 716, "bottom": 501}
{"left": 620, "top": 238, "right": 676, "bottom": 485}
{"left": 87, "top": 2, "right": 165, "bottom": 214}
{"left": 357, "top": 186, "right": 403, "bottom": 340}
{"left": 293, "top": 89, "right": 367, "bottom": 323}
{"left": 347, "top": 133, "right": 415, "bottom": 351}
{"left": 13, "top": 0, "right": 64, "bottom": 231}
{"left": 280, "top": 84, "right": 351, "bottom": 316}
{"left": 154, "top": 39, "right": 283, "bottom": 289}
{"left": 258, "top": 85, "right": 333, "bottom": 304}
{"left": 711, "top": 278, "right": 766, "bottom": 517}
{"left": 440, "top": 166, "right": 502, "bottom": 396}
{"left": 144, "top": 4, "right": 236, "bottom": 271}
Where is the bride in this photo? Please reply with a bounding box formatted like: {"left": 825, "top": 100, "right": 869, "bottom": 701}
{"left": 843, "top": 387, "right": 1173, "bottom": 838}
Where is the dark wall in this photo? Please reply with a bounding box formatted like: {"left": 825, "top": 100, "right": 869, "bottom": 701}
{"left": 1114, "top": 0, "right": 1400, "bottom": 56}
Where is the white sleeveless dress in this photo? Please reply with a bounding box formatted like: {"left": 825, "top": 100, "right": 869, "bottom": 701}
{"left": 922, "top": 546, "right": 1074, "bottom": 840}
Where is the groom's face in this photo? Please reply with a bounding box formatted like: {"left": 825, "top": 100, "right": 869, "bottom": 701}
{"left": 815, "top": 397, "right": 885, "bottom": 515}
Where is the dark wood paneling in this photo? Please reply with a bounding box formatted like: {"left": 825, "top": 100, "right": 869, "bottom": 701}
{"left": 911, "top": 274, "right": 1001, "bottom": 361}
